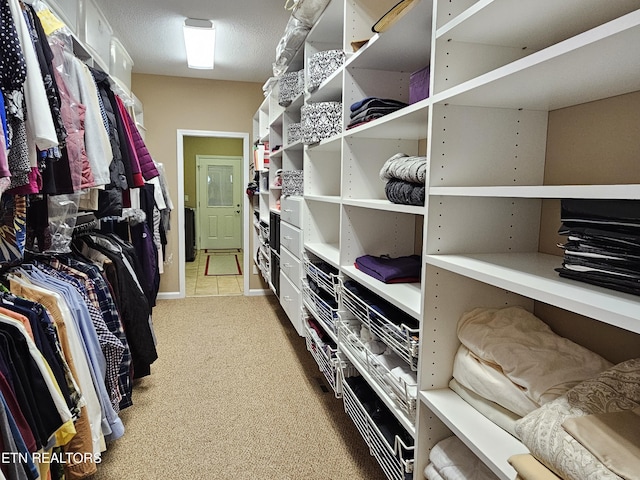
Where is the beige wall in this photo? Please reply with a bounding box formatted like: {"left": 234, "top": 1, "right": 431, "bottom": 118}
{"left": 131, "top": 73, "right": 265, "bottom": 295}
{"left": 183, "top": 136, "right": 243, "bottom": 209}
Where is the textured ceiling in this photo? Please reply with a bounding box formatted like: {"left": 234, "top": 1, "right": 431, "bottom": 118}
{"left": 93, "top": 0, "right": 293, "bottom": 83}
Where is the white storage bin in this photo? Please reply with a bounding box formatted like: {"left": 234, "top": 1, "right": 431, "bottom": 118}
{"left": 110, "top": 37, "right": 134, "bottom": 92}
{"left": 301, "top": 102, "right": 342, "bottom": 145}
{"left": 78, "top": 0, "right": 112, "bottom": 71}
{"left": 308, "top": 49, "right": 345, "bottom": 91}
{"left": 47, "top": 0, "right": 78, "bottom": 34}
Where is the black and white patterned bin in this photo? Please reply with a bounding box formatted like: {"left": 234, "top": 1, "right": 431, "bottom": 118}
{"left": 308, "top": 50, "right": 345, "bottom": 91}
{"left": 301, "top": 102, "right": 342, "bottom": 145}
{"left": 278, "top": 70, "right": 304, "bottom": 106}
{"left": 287, "top": 122, "right": 302, "bottom": 144}
{"left": 282, "top": 170, "right": 304, "bottom": 196}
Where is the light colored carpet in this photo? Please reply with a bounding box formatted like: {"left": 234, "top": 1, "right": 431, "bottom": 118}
{"left": 89, "top": 295, "right": 386, "bottom": 480}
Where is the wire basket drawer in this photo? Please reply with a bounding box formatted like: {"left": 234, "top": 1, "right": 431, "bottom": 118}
{"left": 303, "top": 253, "right": 339, "bottom": 298}
{"left": 342, "top": 377, "right": 415, "bottom": 480}
{"left": 339, "top": 279, "right": 419, "bottom": 370}
{"left": 303, "top": 282, "right": 339, "bottom": 335}
{"left": 304, "top": 316, "right": 357, "bottom": 398}
{"left": 339, "top": 322, "right": 417, "bottom": 420}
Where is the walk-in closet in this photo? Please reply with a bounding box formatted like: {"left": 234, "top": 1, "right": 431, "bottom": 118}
{"left": 1, "top": 0, "right": 640, "bottom": 479}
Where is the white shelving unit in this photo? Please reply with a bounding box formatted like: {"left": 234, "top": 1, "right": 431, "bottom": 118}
{"left": 253, "top": 1, "right": 640, "bottom": 479}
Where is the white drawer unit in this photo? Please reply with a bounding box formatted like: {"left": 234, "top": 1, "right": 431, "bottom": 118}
{"left": 280, "top": 246, "right": 302, "bottom": 287}
{"left": 280, "top": 271, "right": 303, "bottom": 336}
{"left": 281, "top": 196, "right": 303, "bottom": 228}
{"left": 280, "top": 222, "right": 302, "bottom": 259}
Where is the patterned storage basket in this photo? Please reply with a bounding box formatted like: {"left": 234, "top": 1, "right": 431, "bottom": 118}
{"left": 278, "top": 69, "right": 304, "bottom": 106}
{"left": 282, "top": 170, "right": 304, "bottom": 196}
{"left": 287, "top": 122, "right": 302, "bottom": 144}
{"left": 301, "top": 102, "right": 342, "bottom": 145}
{"left": 308, "top": 49, "right": 345, "bottom": 90}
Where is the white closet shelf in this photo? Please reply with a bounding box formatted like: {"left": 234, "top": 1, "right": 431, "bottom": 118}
{"left": 343, "top": 198, "right": 424, "bottom": 215}
{"left": 340, "top": 336, "right": 416, "bottom": 437}
{"left": 420, "top": 389, "right": 528, "bottom": 480}
{"left": 305, "top": 194, "right": 341, "bottom": 204}
{"left": 343, "top": 100, "right": 430, "bottom": 140}
{"left": 426, "top": 252, "right": 640, "bottom": 334}
{"left": 306, "top": 0, "right": 343, "bottom": 45}
{"left": 305, "top": 243, "right": 340, "bottom": 268}
{"left": 429, "top": 184, "right": 640, "bottom": 199}
{"left": 341, "top": 266, "right": 421, "bottom": 319}
{"left": 431, "top": 10, "right": 640, "bottom": 111}
{"left": 307, "top": 69, "right": 343, "bottom": 103}
{"left": 345, "top": 1, "right": 432, "bottom": 73}
{"left": 283, "top": 140, "right": 304, "bottom": 152}
{"left": 436, "top": 0, "right": 640, "bottom": 52}
{"left": 306, "top": 136, "right": 342, "bottom": 153}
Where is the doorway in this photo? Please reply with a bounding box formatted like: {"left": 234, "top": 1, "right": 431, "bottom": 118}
{"left": 176, "top": 130, "right": 250, "bottom": 299}
{"left": 196, "top": 155, "right": 243, "bottom": 251}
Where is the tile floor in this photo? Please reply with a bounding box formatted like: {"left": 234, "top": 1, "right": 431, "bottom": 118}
{"left": 185, "top": 249, "right": 244, "bottom": 296}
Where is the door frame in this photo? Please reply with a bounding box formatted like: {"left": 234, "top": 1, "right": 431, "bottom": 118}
{"left": 175, "top": 129, "right": 250, "bottom": 299}
{"left": 195, "top": 155, "right": 243, "bottom": 251}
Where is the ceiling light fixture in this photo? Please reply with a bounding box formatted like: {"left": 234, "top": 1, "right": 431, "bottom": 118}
{"left": 183, "top": 18, "right": 216, "bottom": 69}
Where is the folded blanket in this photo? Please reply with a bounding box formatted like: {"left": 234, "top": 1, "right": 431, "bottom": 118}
{"left": 429, "top": 435, "right": 499, "bottom": 480}
{"left": 379, "top": 153, "right": 427, "bottom": 184}
{"left": 425, "top": 463, "right": 445, "bottom": 480}
{"left": 453, "top": 345, "right": 540, "bottom": 417}
{"left": 449, "top": 379, "right": 520, "bottom": 437}
{"left": 562, "top": 408, "right": 640, "bottom": 480}
{"left": 516, "top": 358, "right": 640, "bottom": 480}
{"left": 508, "top": 454, "right": 562, "bottom": 480}
{"left": 385, "top": 178, "right": 425, "bottom": 206}
{"left": 457, "top": 306, "right": 612, "bottom": 406}
{"left": 355, "top": 254, "right": 422, "bottom": 283}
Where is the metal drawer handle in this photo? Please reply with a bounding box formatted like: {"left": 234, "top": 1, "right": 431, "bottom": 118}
{"left": 283, "top": 263, "right": 292, "bottom": 268}
{"left": 284, "top": 235, "right": 293, "bottom": 240}
{"left": 283, "top": 296, "right": 292, "bottom": 301}
{"left": 284, "top": 209, "right": 293, "bottom": 212}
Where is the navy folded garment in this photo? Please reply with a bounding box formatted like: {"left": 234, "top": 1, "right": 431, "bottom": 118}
{"left": 355, "top": 254, "right": 421, "bottom": 283}
{"left": 349, "top": 97, "right": 408, "bottom": 116}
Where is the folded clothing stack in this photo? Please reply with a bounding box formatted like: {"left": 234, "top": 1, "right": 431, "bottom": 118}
{"left": 347, "top": 97, "right": 408, "bottom": 129}
{"left": 556, "top": 198, "right": 640, "bottom": 296}
{"left": 379, "top": 152, "right": 427, "bottom": 206}
{"left": 425, "top": 435, "right": 498, "bottom": 480}
{"left": 355, "top": 253, "right": 421, "bottom": 283}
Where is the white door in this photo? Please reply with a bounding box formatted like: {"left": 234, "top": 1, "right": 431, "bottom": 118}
{"left": 197, "top": 156, "right": 243, "bottom": 250}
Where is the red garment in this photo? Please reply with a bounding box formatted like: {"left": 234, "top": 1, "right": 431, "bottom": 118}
{"left": 114, "top": 96, "right": 158, "bottom": 187}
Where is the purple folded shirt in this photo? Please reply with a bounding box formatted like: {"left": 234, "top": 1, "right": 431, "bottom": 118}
{"left": 354, "top": 254, "right": 422, "bottom": 283}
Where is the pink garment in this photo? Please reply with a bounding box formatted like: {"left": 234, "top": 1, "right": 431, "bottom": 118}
{"left": 0, "top": 124, "right": 10, "bottom": 178}
{"left": 49, "top": 40, "right": 94, "bottom": 192}
{"left": 6, "top": 167, "right": 41, "bottom": 195}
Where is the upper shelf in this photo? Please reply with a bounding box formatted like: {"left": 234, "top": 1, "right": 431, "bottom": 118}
{"left": 432, "top": 10, "right": 640, "bottom": 111}
{"left": 437, "top": 0, "right": 640, "bottom": 52}
{"left": 426, "top": 252, "right": 640, "bottom": 335}
{"left": 345, "top": 0, "right": 433, "bottom": 73}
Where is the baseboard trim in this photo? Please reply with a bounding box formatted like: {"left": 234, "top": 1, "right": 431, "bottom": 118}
{"left": 157, "top": 292, "right": 183, "bottom": 300}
